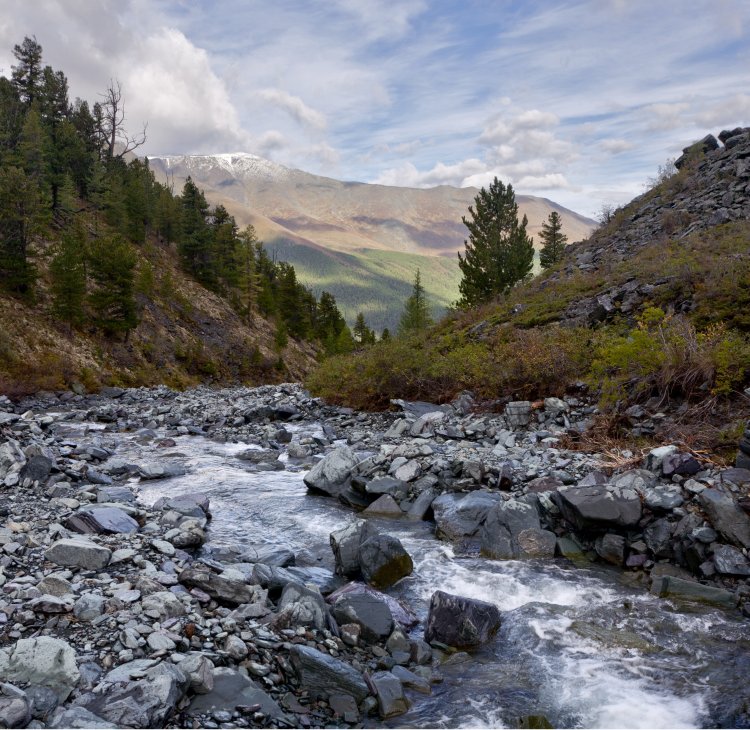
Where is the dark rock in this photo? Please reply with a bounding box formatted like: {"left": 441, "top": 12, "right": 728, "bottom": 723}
{"left": 358, "top": 534, "right": 413, "bottom": 589}
{"left": 432, "top": 492, "right": 500, "bottom": 541}
{"left": 644, "top": 518, "right": 673, "bottom": 559}
{"left": 555, "top": 485, "right": 641, "bottom": 531}
{"left": 699, "top": 489, "right": 750, "bottom": 549}
{"left": 20, "top": 455, "right": 53, "bottom": 484}
{"left": 64, "top": 507, "right": 139, "bottom": 535}
{"left": 332, "top": 592, "right": 394, "bottom": 643}
{"left": 712, "top": 544, "right": 750, "bottom": 576}
{"left": 371, "top": 671, "right": 409, "bottom": 718}
{"left": 650, "top": 575, "right": 736, "bottom": 608}
{"left": 363, "top": 494, "right": 403, "bottom": 517}
{"left": 721, "top": 468, "right": 750, "bottom": 487}
{"left": 327, "top": 583, "right": 418, "bottom": 630}
{"left": 289, "top": 645, "right": 368, "bottom": 702}
{"left": 577, "top": 471, "right": 609, "bottom": 487}
{"left": 595, "top": 533, "right": 626, "bottom": 565}
{"left": 480, "top": 499, "right": 553, "bottom": 559}
{"left": 424, "top": 590, "right": 501, "bottom": 650}
{"left": 407, "top": 488, "right": 436, "bottom": 521}
{"left": 525, "top": 476, "right": 563, "bottom": 493}
{"left": 365, "top": 476, "right": 408, "bottom": 499}
{"left": 662, "top": 452, "right": 701, "bottom": 477}
{"left": 330, "top": 521, "right": 378, "bottom": 577}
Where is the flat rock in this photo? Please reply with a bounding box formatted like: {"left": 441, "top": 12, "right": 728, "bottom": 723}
{"left": 0, "top": 637, "right": 79, "bottom": 701}
{"left": 189, "top": 666, "right": 284, "bottom": 719}
{"left": 699, "top": 489, "right": 750, "bottom": 549}
{"left": 45, "top": 538, "right": 111, "bottom": 570}
{"left": 178, "top": 567, "right": 260, "bottom": 605}
{"left": 332, "top": 592, "right": 394, "bottom": 643}
{"left": 555, "top": 485, "right": 641, "bottom": 531}
{"left": 650, "top": 575, "right": 736, "bottom": 609}
{"left": 64, "top": 507, "right": 139, "bottom": 535}
{"left": 290, "top": 645, "right": 368, "bottom": 702}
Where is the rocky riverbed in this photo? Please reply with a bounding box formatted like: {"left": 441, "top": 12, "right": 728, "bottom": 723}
{"left": 1, "top": 384, "right": 750, "bottom": 729}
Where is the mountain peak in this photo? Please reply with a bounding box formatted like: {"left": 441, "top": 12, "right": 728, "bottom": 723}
{"left": 150, "top": 151, "right": 293, "bottom": 183}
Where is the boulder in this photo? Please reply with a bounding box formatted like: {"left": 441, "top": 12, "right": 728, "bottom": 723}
{"left": 371, "top": 671, "right": 409, "bottom": 718}
{"left": 47, "top": 707, "right": 116, "bottom": 728}
{"left": 64, "top": 507, "right": 139, "bottom": 535}
{"left": 289, "top": 645, "right": 368, "bottom": 702}
{"left": 177, "top": 654, "right": 214, "bottom": 695}
{"left": 424, "top": 590, "right": 501, "bottom": 650}
{"left": 0, "top": 440, "right": 26, "bottom": 484}
{"left": 358, "top": 534, "right": 413, "bottom": 589}
{"left": 407, "top": 488, "right": 436, "bottom": 521}
{"left": 554, "top": 485, "right": 641, "bottom": 531}
{"left": 304, "top": 446, "right": 359, "bottom": 496}
{"left": 662, "top": 452, "right": 701, "bottom": 477}
{"left": 188, "top": 667, "right": 284, "bottom": 720}
{"left": 480, "top": 499, "right": 554, "bottom": 560}
{"left": 20, "top": 454, "right": 53, "bottom": 484}
{"left": 0, "top": 637, "right": 79, "bottom": 701}
{"left": 505, "top": 401, "right": 531, "bottom": 428}
{"left": 644, "top": 519, "right": 673, "bottom": 559}
{"left": 650, "top": 575, "right": 735, "bottom": 609}
{"left": 329, "top": 521, "right": 378, "bottom": 577}
{"left": 0, "top": 685, "right": 31, "bottom": 729}
{"left": 76, "top": 661, "right": 188, "bottom": 728}
{"left": 595, "top": 534, "right": 626, "bottom": 566}
{"left": 178, "top": 567, "right": 260, "bottom": 605}
{"left": 138, "top": 462, "right": 187, "bottom": 480}
{"left": 141, "top": 591, "right": 185, "bottom": 620}
{"left": 363, "top": 494, "right": 403, "bottom": 517}
{"left": 276, "top": 582, "right": 329, "bottom": 630}
{"left": 332, "top": 592, "right": 394, "bottom": 643}
{"left": 239, "top": 543, "right": 294, "bottom": 567}
{"left": 712, "top": 544, "right": 750, "bottom": 576}
{"left": 327, "top": 583, "right": 418, "bottom": 630}
{"left": 699, "top": 489, "right": 750, "bottom": 549}
{"left": 45, "top": 538, "right": 111, "bottom": 570}
{"left": 365, "top": 476, "right": 409, "bottom": 499}
{"left": 432, "top": 492, "right": 501, "bottom": 541}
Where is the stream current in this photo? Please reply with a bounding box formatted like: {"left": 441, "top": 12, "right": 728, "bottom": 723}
{"left": 112, "top": 424, "right": 750, "bottom": 729}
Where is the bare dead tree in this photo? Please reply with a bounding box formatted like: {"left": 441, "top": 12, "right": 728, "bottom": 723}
{"left": 99, "top": 79, "right": 147, "bottom": 159}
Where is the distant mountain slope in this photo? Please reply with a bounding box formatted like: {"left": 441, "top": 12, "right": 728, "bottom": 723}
{"left": 149, "top": 153, "right": 595, "bottom": 330}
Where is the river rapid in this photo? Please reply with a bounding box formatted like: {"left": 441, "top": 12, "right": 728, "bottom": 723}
{"left": 122, "top": 425, "right": 750, "bottom": 730}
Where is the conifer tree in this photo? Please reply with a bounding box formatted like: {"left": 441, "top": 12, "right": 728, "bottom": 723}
{"left": 87, "top": 233, "right": 138, "bottom": 337}
{"left": 398, "top": 269, "right": 433, "bottom": 335}
{"left": 538, "top": 211, "right": 567, "bottom": 269}
{"left": 11, "top": 37, "right": 43, "bottom": 105}
{"left": 178, "top": 176, "right": 213, "bottom": 285}
{"left": 235, "top": 225, "right": 260, "bottom": 322}
{"left": 457, "top": 177, "right": 534, "bottom": 307}
{"left": 50, "top": 222, "right": 86, "bottom": 330}
{"left": 380, "top": 327, "right": 391, "bottom": 342}
{"left": 353, "top": 312, "right": 376, "bottom": 346}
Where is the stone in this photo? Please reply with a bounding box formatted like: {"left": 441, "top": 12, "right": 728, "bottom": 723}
{"left": 329, "top": 521, "right": 377, "bottom": 577}
{"left": 327, "top": 583, "right": 418, "bottom": 630}
{"left": 178, "top": 567, "right": 260, "bottom": 605}
{"left": 424, "top": 590, "right": 501, "bottom": 650}
{"left": 240, "top": 543, "right": 294, "bottom": 566}
{"left": 650, "top": 575, "right": 736, "bottom": 609}
{"left": 662, "top": 452, "right": 701, "bottom": 477}
{"left": 644, "top": 487, "right": 683, "bottom": 512}
{"left": 365, "top": 476, "right": 408, "bottom": 499}
{"left": 45, "top": 538, "right": 111, "bottom": 570}
{"left": 20, "top": 455, "right": 53, "bottom": 484}
{"left": 505, "top": 401, "right": 531, "bottom": 428}
{"left": 36, "top": 576, "right": 73, "bottom": 597}
{"left": 595, "top": 534, "right": 626, "bottom": 565}
{"left": 0, "top": 690, "right": 31, "bottom": 729}
{"left": 358, "top": 534, "right": 413, "bottom": 589}
{"left": 699, "top": 489, "right": 750, "bottom": 549}
{"left": 392, "top": 664, "right": 431, "bottom": 694}
{"left": 407, "top": 488, "right": 436, "bottom": 521}
{"left": 28, "top": 594, "right": 74, "bottom": 614}
{"left": 289, "top": 645, "right": 368, "bottom": 702}
{"left": 276, "top": 582, "right": 329, "bottom": 630}
{"left": 303, "top": 446, "right": 359, "bottom": 496}
{"left": 138, "top": 462, "right": 187, "bottom": 480}
{"left": 644, "top": 519, "right": 673, "bottom": 559}
{"left": 76, "top": 661, "right": 188, "bottom": 728}
{"left": 64, "top": 507, "right": 139, "bottom": 535}
{"left": 147, "top": 633, "right": 176, "bottom": 652}
{"left": 177, "top": 654, "right": 214, "bottom": 694}
{"left": 96, "top": 486, "right": 134, "bottom": 503}
{"left": 392, "top": 459, "right": 421, "bottom": 482}
{"left": 525, "top": 476, "right": 564, "bottom": 494}
{"left": 431, "top": 492, "right": 501, "bottom": 541}
{"left": 712, "top": 544, "right": 750, "bottom": 575}
{"left": 371, "top": 671, "right": 409, "bottom": 718}
{"left": 554, "top": 485, "right": 641, "bottom": 531}
{"left": 363, "top": 494, "right": 403, "bottom": 517}
{"left": 332, "top": 592, "right": 394, "bottom": 643}
{"left": 0, "top": 441, "right": 26, "bottom": 483}
{"left": 141, "top": 591, "right": 186, "bottom": 619}
{"left": 645, "top": 445, "right": 678, "bottom": 472}
{"left": 480, "top": 499, "right": 554, "bottom": 560}
{"left": 26, "top": 684, "right": 59, "bottom": 721}
{"left": 47, "top": 707, "right": 116, "bottom": 728}
{"left": 0, "top": 637, "right": 79, "bottom": 701}
{"left": 223, "top": 635, "right": 248, "bottom": 660}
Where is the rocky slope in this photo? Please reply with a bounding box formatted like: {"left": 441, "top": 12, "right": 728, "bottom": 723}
{"left": 148, "top": 153, "right": 595, "bottom": 330}
{"left": 1, "top": 384, "right": 750, "bottom": 727}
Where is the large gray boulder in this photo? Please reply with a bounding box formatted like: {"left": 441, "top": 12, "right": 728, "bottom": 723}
{"left": 64, "top": 507, "right": 139, "bottom": 535}
{"left": 138, "top": 462, "right": 187, "bottom": 480}
{"left": 371, "top": 671, "right": 409, "bottom": 718}
{"left": 188, "top": 667, "right": 284, "bottom": 720}
{"left": 178, "top": 567, "right": 261, "bottom": 605}
{"left": 480, "top": 499, "right": 555, "bottom": 559}
{"left": 304, "top": 446, "right": 359, "bottom": 496}
{"left": 275, "top": 582, "right": 329, "bottom": 630}
{"left": 141, "top": 591, "right": 186, "bottom": 620}
{"left": 329, "top": 521, "right": 378, "bottom": 577}
{"left": 327, "top": 583, "right": 418, "bottom": 630}
{"left": 699, "top": 489, "right": 750, "bottom": 549}
{"left": 432, "top": 492, "right": 501, "bottom": 541}
{"left": 0, "top": 637, "right": 79, "bottom": 701}
{"left": 332, "top": 592, "right": 394, "bottom": 643}
{"left": 290, "top": 645, "right": 368, "bottom": 702}
{"left": 48, "top": 707, "right": 116, "bottom": 728}
{"left": 75, "top": 661, "right": 188, "bottom": 728}
{"left": 555, "top": 485, "right": 641, "bottom": 531}
{"left": 45, "top": 538, "right": 111, "bottom": 570}
{"left": 424, "top": 590, "right": 501, "bottom": 650}
{"left": 358, "top": 534, "right": 413, "bottom": 589}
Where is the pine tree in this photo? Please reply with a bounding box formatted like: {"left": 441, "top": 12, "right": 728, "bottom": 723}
{"left": 50, "top": 222, "right": 87, "bottom": 330}
{"left": 235, "top": 225, "right": 260, "bottom": 322}
{"left": 353, "top": 312, "right": 376, "bottom": 346}
{"left": 380, "top": 328, "right": 391, "bottom": 342}
{"left": 398, "top": 269, "right": 433, "bottom": 335}
{"left": 178, "top": 176, "right": 213, "bottom": 285}
{"left": 457, "top": 177, "right": 534, "bottom": 307}
{"left": 538, "top": 211, "right": 568, "bottom": 270}
{"left": 87, "top": 233, "right": 138, "bottom": 337}
{"left": 11, "top": 37, "right": 43, "bottom": 105}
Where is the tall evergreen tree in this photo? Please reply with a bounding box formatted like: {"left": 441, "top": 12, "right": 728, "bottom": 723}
{"left": 353, "top": 312, "right": 375, "bottom": 346}
{"left": 50, "top": 222, "right": 87, "bottom": 330}
{"left": 398, "top": 269, "right": 433, "bottom": 335}
{"left": 178, "top": 176, "right": 213, "bottom": 285}
{"left": 538, "top": 211, "right": 568, "bottom": 270}
{"left": 11, "top": 37, "right": 43, "bottom": 105}
{"left": 87, "top": 233, "right": 138, "bottom": 337}
{"left": 457, "top": 177, "right": 534, "bottom": 307}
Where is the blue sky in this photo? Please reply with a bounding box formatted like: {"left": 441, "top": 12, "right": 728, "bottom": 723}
{"left": 1, "top": 0, "right": 749, "bottom": 216}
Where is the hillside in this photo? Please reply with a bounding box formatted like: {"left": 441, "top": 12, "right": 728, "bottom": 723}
{"left": 307, "top": 127, "right": 750, "bottom": 449}
{"left": 148, "top": 153, "right": 595, "bottom": 330}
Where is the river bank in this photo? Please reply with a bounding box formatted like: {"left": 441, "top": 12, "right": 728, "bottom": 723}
{"left": 1, "top": 384, "right": 749, "bottom": 728}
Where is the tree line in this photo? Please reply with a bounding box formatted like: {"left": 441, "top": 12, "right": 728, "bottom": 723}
{"left": 0, "top": 36, "right": 355, "bottom": 353}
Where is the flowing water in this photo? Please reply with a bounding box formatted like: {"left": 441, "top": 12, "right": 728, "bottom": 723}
{"left": 112, "top": 426, "right": 750, "bottom": 729}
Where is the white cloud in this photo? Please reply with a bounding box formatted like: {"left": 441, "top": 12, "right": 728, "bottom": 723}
{"left": 641, "top": 102, "right": 690, "bottom": 131}
{"left": 257, "top": 89, "right": 327, "bottom": 131}
{"left": 600, "top": 138, "right": 634, "bottom": 153}
{"left": 692, "top": 93, "right": 750, "bottom": 127}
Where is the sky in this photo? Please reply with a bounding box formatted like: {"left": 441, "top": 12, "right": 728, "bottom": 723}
{"left": 1, "top": 0, "right": 749, "bottom": 218}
